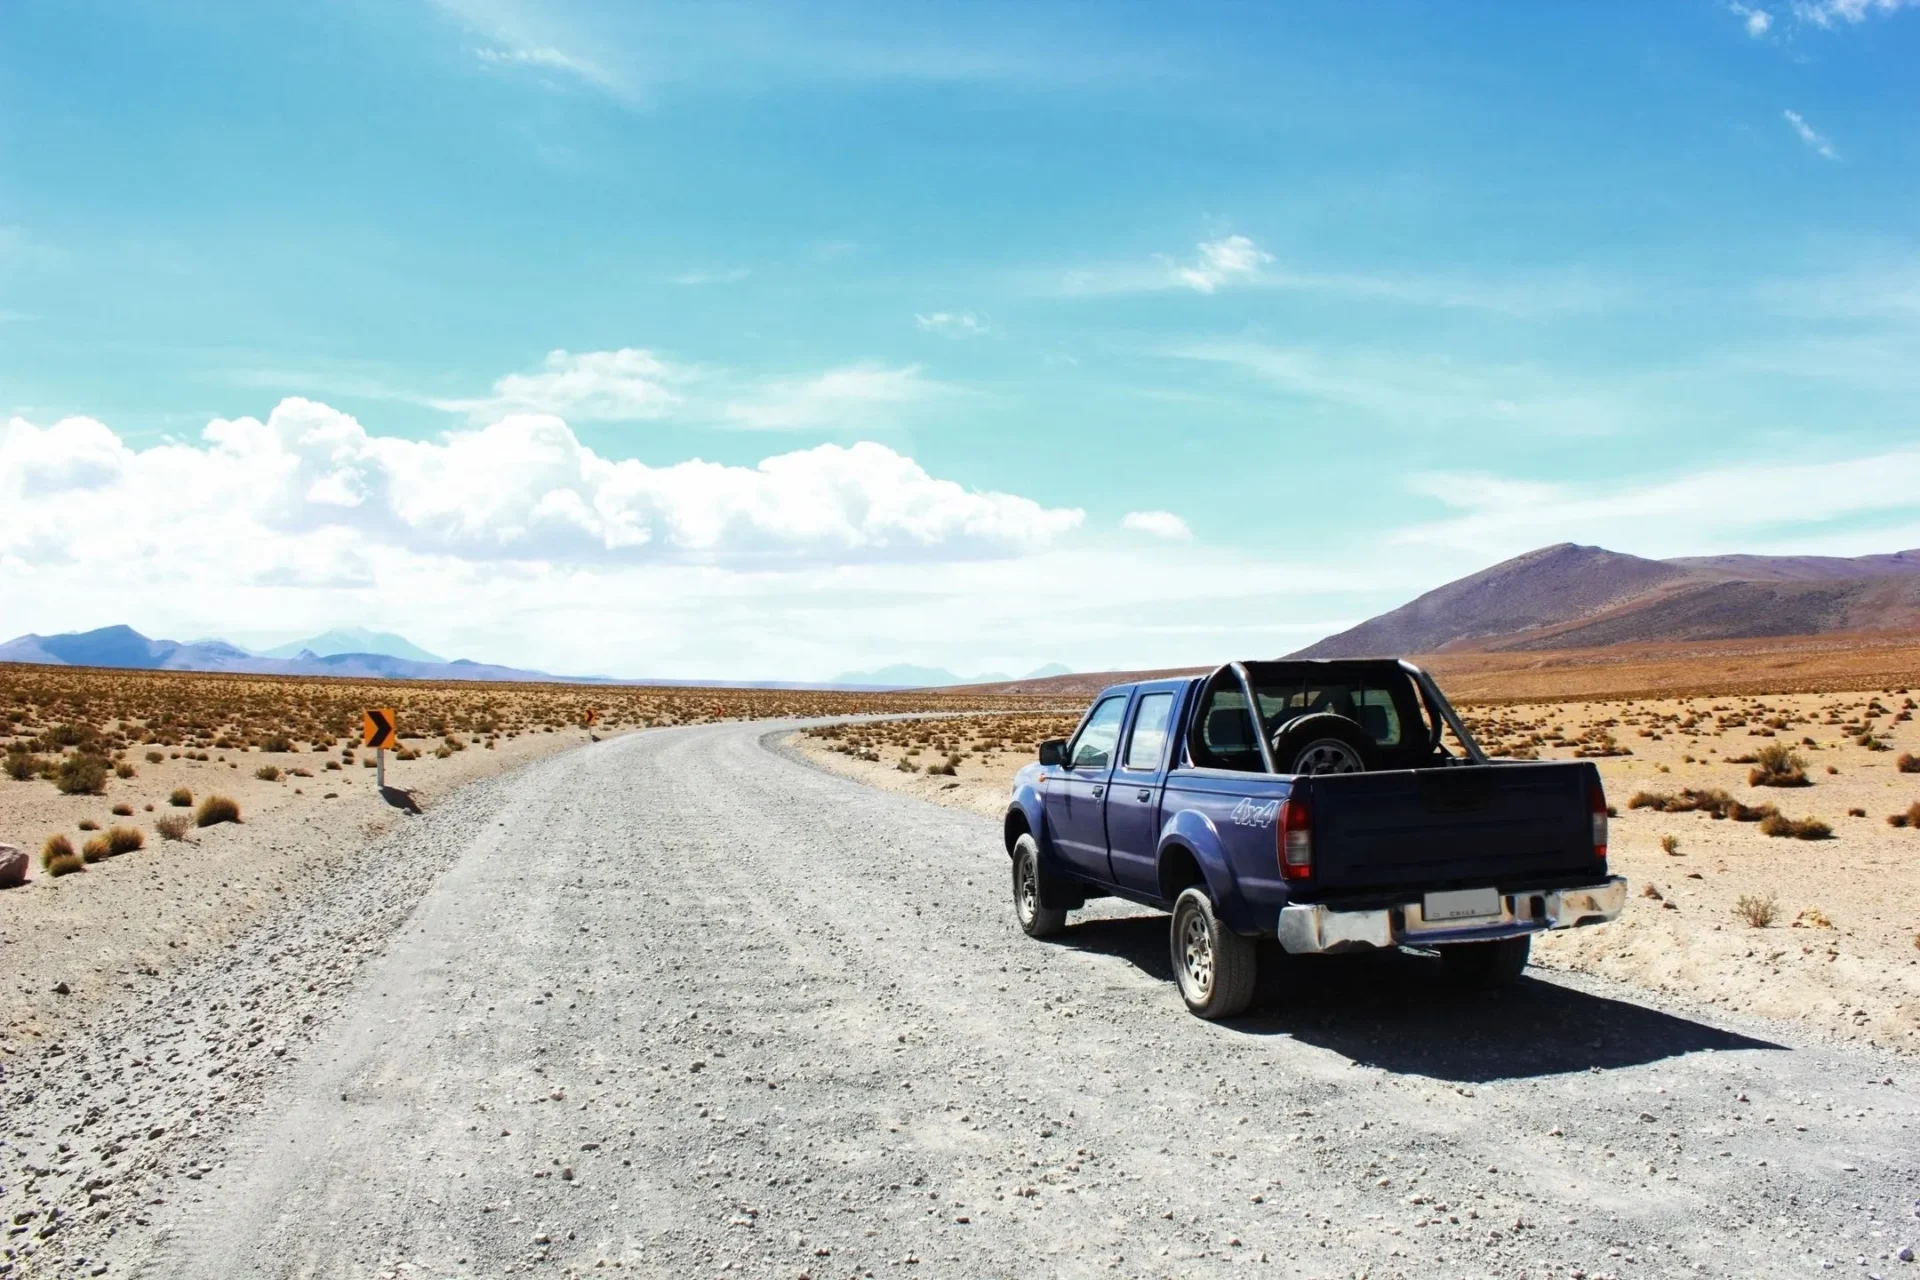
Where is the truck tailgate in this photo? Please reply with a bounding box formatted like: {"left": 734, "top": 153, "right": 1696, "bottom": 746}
{"left": 1301, "top": 762, "right": 1601, "bottom": 894}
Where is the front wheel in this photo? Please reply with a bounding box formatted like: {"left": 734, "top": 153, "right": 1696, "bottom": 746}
{"left": 1439, "top": 935, "right": 1531, "bottom": 989}
{"left": 1169, "top": 888, "right": 1257, "bottom": 1019}
{"left": 1011, "top": 834, "right": 1068, "bottom": 938}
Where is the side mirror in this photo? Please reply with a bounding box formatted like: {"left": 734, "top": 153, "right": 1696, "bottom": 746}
{"left": 1037, "top": 738, "right": 1068, "bottom": 766}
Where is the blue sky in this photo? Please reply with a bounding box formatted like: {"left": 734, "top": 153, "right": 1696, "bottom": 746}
{"left": 3, "top": 0, "right": 1919, "bottom": 679}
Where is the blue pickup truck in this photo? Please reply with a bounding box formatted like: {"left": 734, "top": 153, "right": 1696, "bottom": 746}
{"left": 1003, "top": 659, "right": 1626, "bottom": 1018}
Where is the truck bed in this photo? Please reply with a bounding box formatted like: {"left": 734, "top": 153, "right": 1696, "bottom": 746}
{"left": 1293, "top": 761, "right": 1603, "bottom": 899}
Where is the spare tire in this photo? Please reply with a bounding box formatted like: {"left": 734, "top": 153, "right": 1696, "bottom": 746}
{"left": 1269, "top": 713, "right": 1374, "bottom": 775}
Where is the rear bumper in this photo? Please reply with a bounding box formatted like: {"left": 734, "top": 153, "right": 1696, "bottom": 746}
{"left": 1275, "top": 876, "right": 1627, "bottom": 955}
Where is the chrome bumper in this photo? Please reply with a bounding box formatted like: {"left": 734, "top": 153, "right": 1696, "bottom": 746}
{"left": 1275, "top": 877, "right": 1627, "bottom": 955}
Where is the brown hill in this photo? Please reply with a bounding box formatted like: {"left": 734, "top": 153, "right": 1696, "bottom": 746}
{"left": 1293, "top": 543, "right": 1920, "bottom": 658}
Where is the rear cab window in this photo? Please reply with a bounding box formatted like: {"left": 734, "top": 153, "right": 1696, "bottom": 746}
{"left": 1121, "top": 691, "right": 1175, "bottom": 771}
{"left": 1187, "top": 674, "right": 1264, "bottom": 772}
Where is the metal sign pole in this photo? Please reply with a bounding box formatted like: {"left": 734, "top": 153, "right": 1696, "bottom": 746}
{"left": 377, "top": 746, "right": 386, "bottom": 789}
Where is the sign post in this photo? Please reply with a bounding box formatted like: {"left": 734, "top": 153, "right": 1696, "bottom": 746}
{"left": 362, "top": 708, "right": 398, "bottom": 787}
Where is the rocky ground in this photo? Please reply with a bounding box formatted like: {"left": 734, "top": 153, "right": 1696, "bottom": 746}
{"left": 4, "top": 719, "right": 1917, "bottom": 1279}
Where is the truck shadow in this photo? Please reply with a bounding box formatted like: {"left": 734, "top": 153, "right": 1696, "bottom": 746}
{"left": 1052, "top": 914, "right": 1783, "bottom": 1083}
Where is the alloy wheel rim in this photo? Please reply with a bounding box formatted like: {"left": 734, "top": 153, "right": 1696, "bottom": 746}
{"left": 1295, "top": 739, "right": 1364, "bottom": 775}
{"left": 1017, "top": 856, "right": 1038, "bottom": 922}
{"left": 1180, "top": 911, "right": 1214, "bottom": 995}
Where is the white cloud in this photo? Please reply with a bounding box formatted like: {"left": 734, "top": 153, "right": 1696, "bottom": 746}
{"left": 0, "top": 400, "right": 1083, "bottom": 575}
{"left": 1782, "top": 109, "right": 1839, "bottom": 160}
{"left": 672, "top": 267, "right": 751, "bottom": 286}
{"left": 433, "top": 348, "right": 686, "bottom": 422}
{"left": 914, "top": 311, "right": 989, "bottom": 337}
{"left": 1792, "top": 0, "right": 1916, "bottom": 24}
{"left": 1729, "top": 3, "right": 1775, "bottom": 34}
{"left": 1396, "top": 447, "right": 1920, "bottom": 560}
{"left": 724, "top": 364, "right": 941, "bottom": 430}
{"left": 1121, "top": 510, "right": 1193, "bottom": 541}
{"left": 1175, "top": 235, "right": 1272, "bottom": 293}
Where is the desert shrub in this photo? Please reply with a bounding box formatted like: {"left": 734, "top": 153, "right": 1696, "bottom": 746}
{"left": 896, "top": 758, "right": 919, "bottom": 773}
{"left": 325, "top": 760, "right": 342, "bottom": 771}
{"left": 1659, "top": 834, "right": 1679, "bottom": 854}
{"left": 1890, "top": 802, "right": 1920, "bottom": 829}
{"left": 81, "top": 833, "right": 111, "bottom": 863}
{"left": 196, "top": 794, "right": 241, "bottom": 827}
{"left": 111, "top": 803, "right": 132, "bottom": 816}
{"left": 168, "top": 786, "right": 193, "bottom": 807}
{"left": 41, "top": 835, "right": 83, "bottom": 876}
{"left": 5, "top": 751, "right": 38, "bottom": 781}
{"left": 260, "top": 734, "right": 293, "bottom": 753}
{"left": 155, "top": 813, "right": 192, "bottom": 841}
{"left": 1898, "top": 752, "right": 1919, "bottom": 774}
{"left": 1794, "top": 907, "right": 1833, "bottom": 929}
{"left": 1735, "top": 892, "right": 1778, "bottom": 927}
{"left": 55, "top": 754, "right": 109, "bottom": 795}
{"left": 77, "top": 818, "right": 98, "bottom": 831}
{"left": 106, "top": 825, "right": 144, "bottom": 855}
{"left": 145, "top": 750, "right": 164, "bottom": 764}
{"left": 1848, "top": 807, "right": 1866, "bottom": 818}
{"left": 1759, "top": 813, "right": 1831, "bottom": 840}
{"left": 255, "top": 765, "right": 281, "bottom": 781}
{"left": 1747, "top": 744, "right": 1808, "bottom": 787}
{"left": 114, "top": 762, "right": 137, "bottom": 779}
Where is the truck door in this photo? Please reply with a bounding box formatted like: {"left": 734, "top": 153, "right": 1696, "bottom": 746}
{"left": 1105, "top": 687, "right": 1179, "bottom": 893}
{"left": 1042, "top": 692, "right": 1129, "bottom": 884}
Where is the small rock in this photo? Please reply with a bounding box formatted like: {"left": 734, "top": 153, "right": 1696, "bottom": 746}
{"left": 52, "top": 982, "right": 71, "bottom": 996}
{"left": 0, "top": 844, "right": 26, "bottom": 890}
{"left": 1897, "top": 1245, "right": 1913, "bottom": 1263}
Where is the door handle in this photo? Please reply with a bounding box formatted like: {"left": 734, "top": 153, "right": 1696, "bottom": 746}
{"left": 1091, "top": 785, "right": 1104, "bottom": 799}
{"left": 1137, "top": 788, "right": 1152, "bottom": 802}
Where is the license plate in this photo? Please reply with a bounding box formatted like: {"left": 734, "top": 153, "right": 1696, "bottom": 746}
{"left": 1423, "top": 887, "right": 1501, "bottom": 922}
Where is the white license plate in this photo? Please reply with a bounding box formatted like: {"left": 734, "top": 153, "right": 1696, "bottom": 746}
{"left": 1423, "top": 888, "right": 1502, "bottom": 922}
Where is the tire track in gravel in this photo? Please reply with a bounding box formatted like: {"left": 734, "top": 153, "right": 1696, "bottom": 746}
{"left": 13, "top": 720, "right": 1918, "bottom": 1279}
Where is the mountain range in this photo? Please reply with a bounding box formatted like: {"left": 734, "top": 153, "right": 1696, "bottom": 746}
{"left": 259, "top": 628, "right": 446, "bottom": 663}
{"left": 828, "top": 662, "right": 1073, "bottom": 688}
{"left": 1292, "top": 543, "right": 1920, "bottom": 658}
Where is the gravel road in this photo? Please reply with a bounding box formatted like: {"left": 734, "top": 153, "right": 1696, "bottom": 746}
{"left": 6, "top": 720, "right": 1918, "bottom": 1279}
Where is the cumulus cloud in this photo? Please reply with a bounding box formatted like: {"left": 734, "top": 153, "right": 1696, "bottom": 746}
{"left": 1121, "top": 510, "right": 1193, "bottom": 541}
{"left": 434, "top": 348, "right": 686, "bottom": 422}
{"left": 914, "top": 311, "right": 989, "bottom": 337}
{"left": 1176, "top": 235, "right": 1272, "bottom": 293}
{"left": 1729, "top": 2, "right": 1774, "bottom": 34}
{"left": 724, "top": 364, "right": 940, "bottom": 430}
{"left": 0, "top": 399, "right": 1083, "bottom": 575}
{"left": 1782, "top": 109, "right": 1838, "bottom": 159}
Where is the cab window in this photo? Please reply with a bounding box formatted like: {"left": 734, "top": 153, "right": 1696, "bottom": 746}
{"left": 1122, "top": 692, "right": 1175, "bottom": 771}
{"left": 1189, "top": 680, "right": 1262, "bottom": 772}
{"left": 1068, "top": 696, "right": 1128, "bottom": 769}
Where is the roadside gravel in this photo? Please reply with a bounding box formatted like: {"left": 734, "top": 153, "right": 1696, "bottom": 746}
{"left": 5, "top": 720, "right": 1918, "bottom": 1279}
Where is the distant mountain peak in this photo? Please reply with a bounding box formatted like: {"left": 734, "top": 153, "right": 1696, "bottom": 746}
{"left": 261, "top": 628, "right": 445, "bottom": 664}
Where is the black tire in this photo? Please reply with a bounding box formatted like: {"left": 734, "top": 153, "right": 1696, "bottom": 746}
{"left": 1011, "top": 834, "right": 1068, "bottom": 938}
{"left": 1440, "top": 935, "right": 1531, "bottom": 989}
{"left": 1169, "top": 887, "right": 1257, "bottom": 1019}
{"left": 1269, "top": 713, "right": 1375, "bottom": 775}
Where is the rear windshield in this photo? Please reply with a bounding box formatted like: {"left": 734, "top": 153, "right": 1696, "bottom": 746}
{"left": 1244, "top": 665, "right": 1427, "bottom": 751}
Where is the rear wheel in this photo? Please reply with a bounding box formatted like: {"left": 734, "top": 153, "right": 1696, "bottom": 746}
{"left": 1439, "top": 935, "right": 1531, "bottom": 989}
{"left": 1169, "top": 888, "right": 1257, "bottom": 1019}
{"left": 1011, "top": 834, "right": 1068, "bottom": 938}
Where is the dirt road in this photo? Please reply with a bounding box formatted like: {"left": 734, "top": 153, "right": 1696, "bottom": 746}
{"left": 7, "top": 721, "right": 1917, "bottom": 1278}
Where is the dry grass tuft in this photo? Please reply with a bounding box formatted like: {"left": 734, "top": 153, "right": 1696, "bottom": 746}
{"left": 1747, "top": 743, "right": 1809, "bottom": 787}
{"left": 41, "top": 834, "right": 84, "bottom": 876}
{"left": 1659, "top": 834, "right": 1680, "bottom": 855}
{"left": 55, "top": 753, "right": 109, "bottom": 795}
{"left": 155, "top": 812, "right": 192, "bottom": 841}
{"left": 1887, "top": 801, "right": 1920, "bottom": 829}
{"left": 1898, "top": 752, "right": 1919, "bottom": 774}
{"left": 81, "top": 833, "right": 112, "bottom": 863}
{"left": 1759, "top": 812, "right": 1832, "bottom": 840}
{"left": 106, "top": 825, "right": 145, "bottom": 855}
{"left": 196, "top": 794, "right": 241, "bottom": 827}
{"left": 1735, "top": 892, "right": 1779, "bottom": 927}
{"left": 254, "top": 765, "right": 281, "bottom": 781}
{"left": 168, "top": 786, "right": 193, "bottom": 808}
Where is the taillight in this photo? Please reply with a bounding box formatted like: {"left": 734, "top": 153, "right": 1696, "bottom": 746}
{"left": 1278, "top": 795, "right": 1312, "bottom": 880}
{"left": 1590, "top": 784, "right": 1609, "bottom": 861}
